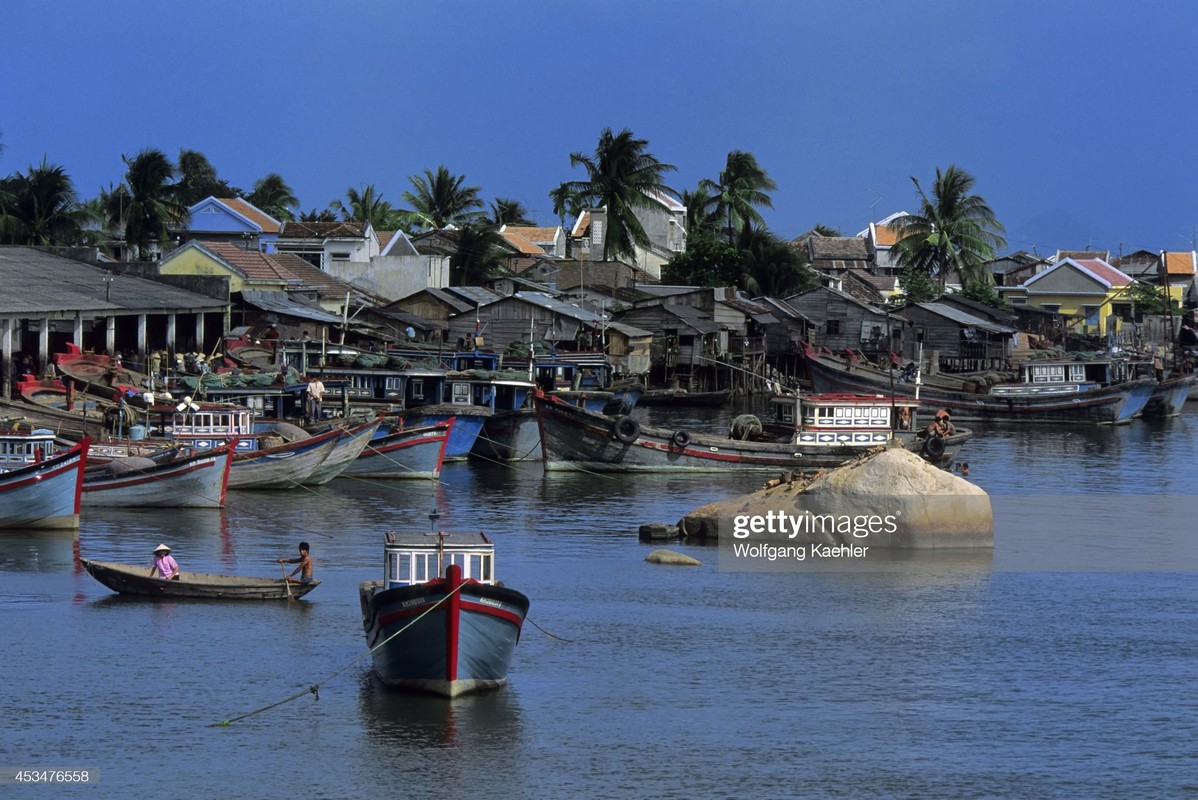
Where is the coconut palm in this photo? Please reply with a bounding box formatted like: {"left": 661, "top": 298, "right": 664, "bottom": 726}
{"left": 122, "top": 149, "right": 180, "bottom": 259}
{"left": 401, "top": 166, "right": 484, "bottom": 230}
{"left": 562, "top": 127, "right": 676, "bottom": 262}
{"left": 246, "top": 173, "right": 298, "bottom": 221}
{"left": 700, "top": 150, "right": 777, "bottom": 245}
{"left": 451, "top": 222, "right": 511, "bottom": 285}
{"left": 174, "top": 149, "right": 233, "bottom": 207}
{"left": 548, "top": 182, "right": 584, "bottom": 229}
{"left": 0, "top": 159, "right": 91, "bottom": 246}
{"left": 890, "top": 164, "right": 1006, "bottom": 289}
{"left": 739, "top": 228, "right": 815, "bottom": 298}
{"left": 680, "top": 186, "right": 717, "bottom": 236}
{"left": 330, "top": 184, "right": 399, "bottom": 229}
{"left": 487, "top": 197, "right": 534, "bottom": 227}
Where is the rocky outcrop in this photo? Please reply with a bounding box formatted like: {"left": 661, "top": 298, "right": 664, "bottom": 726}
{"left": 645, "top": 548, "right": 702, "bottom": 566}
{"left": 678, "top": 447, "right": 992, "bottom": 548}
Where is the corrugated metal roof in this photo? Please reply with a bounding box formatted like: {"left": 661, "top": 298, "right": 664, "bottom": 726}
{"left": 240, "top": 290, "right": 346, "bottom": 323}
{"left": 0, "top": 246, "right": 227, "bottom": 317}
{"left": 915, "top": 302, "right": 1017, "bottom": 334}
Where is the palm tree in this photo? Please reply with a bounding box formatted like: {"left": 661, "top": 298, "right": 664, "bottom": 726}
{"left": 548, "top": 182, "right": 584, "bottom": 229}
{"left": 699, "top": 150, "right": 777, "bottom": 245}
{"left": 890, "top": 164, "right": 1006, "bottom": 289}
{"left": 246, "top": 173, "right": 298, "bottom": 221}
{"left": 680, "top": 186, "right": 716, "bottom": 236}
{"left": 487, "top": 197, "right": 534, "bottom": 227}
{"left": 451, "top": 222, "right": 511, "bottom": 285}
{"left": 401, "top": 166, "right": 484, "bottom": 230}
{"left": 738, "top": 228, "right": 815, "bottom": 298}
{"left": 330, "top": 184, "right": 398, "bottom": 229}
{"left": 122, "top": 148, "right": 179, "bottom": 259}
{"left": 563, "top": 127, "right": 676, "bottom": 262}
{"left": 0, "top": 158, "right": 90, "bottom": 245}
{"left": 174, "top": 149, "right": 231, "bottom": 207}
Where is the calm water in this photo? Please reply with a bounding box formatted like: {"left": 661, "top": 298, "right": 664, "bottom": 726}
{"left": 3, "top": 404, "right": 1198, "bottom": 798}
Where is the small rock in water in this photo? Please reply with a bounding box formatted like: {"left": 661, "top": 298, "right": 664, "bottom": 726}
{"left": 638, "top": 523, "right": 680, "bottom": 542}
{"left": 645, "top": 548, "right": 702, "bottom": 566}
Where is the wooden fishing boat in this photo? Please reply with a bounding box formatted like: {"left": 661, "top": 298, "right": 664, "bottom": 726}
{"left": 0, "top": 433, "right": 90, "bottom": 529}
{"left": 302, "top": 415, "right": 384, "bottom": 485}
{"left": 533, "top": 389, "right": 970, "bottom": 473}
{"left": 803, "top": 343, "right": 1155, "bottom": 424}
{"left": 358, "top": 519, "right": 529, "bottom": 697}
{"left": 82, "top": 443, "right": 234, "bottom": 508}
{"left": 340, "top": 419, "right": 454, "bottom": 479}
{"left": 636, "top": 387, "right": 732, "bottom": 407}
{"left": 81, "top": 559, "right": 320, "bottom": 599}
{"left": 1141, "top": 373, "right": 1197, "bottom": 418}
{"left": 17, "top": 375, "right": 110, "bottom": 420}
{"left": 228, "top": 427, "right": 341, "bottom": 489}
{"left": 53, "top": 346, "right": 156, "bottom": 407}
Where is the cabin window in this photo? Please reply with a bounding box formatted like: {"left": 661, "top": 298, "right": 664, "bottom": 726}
{"left": 450, "top": 382, "right": 471, "bottom": 405}
{"left": 410, "top": 379, "right": 425, "bottom": 401}
{"left": 826, "top": 319, "right": 841, "bottom": 335}
{"left": 384, "top": 377, "right": 403, "bottom": 397}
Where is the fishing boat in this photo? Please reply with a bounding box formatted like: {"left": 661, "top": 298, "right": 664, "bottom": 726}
{"left": 803, "top": 343, "right": 1154, "bottom": 424}
{"left": 358, "top": 515, "right": 529, "bottom": 697}
{"left": 534, "top": 389, "right": 970, "bottom": 473}
{"left": 81, "top": 442, "right": 234, "bottom": 508}
{"left": 1141, "top": 373, "right": 1198, "bottom": 418}
{"left": 0, "top": 432, "right": 90, "bottom": 528}
{"left": 637, "top": 387, "right": 733, "bottom": 407}
{"left": 80, "top": 559, "right": 320, "bottom": 599}
{"left": 53, "top": 345, "right": 157, "bottom": 406}
{"left": 302, "top": 415, "right": 384, "bottom": 485}
{"left": 339, "top": 419, "right": 453, "bottom": 480}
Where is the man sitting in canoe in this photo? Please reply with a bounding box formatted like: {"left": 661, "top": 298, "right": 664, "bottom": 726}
{"left": 278, "top": 542, "right": 314, "bottom": 585}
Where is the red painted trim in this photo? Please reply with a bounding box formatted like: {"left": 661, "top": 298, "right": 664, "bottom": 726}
{"left": 217, "top": 440, "right": 233, "bottom": 505}
{"left": 459, "top": 600, "right": 524, "bottom": 627}
{"left": 72, "top": 439, "right": 89, "bottom": 514}
{"left": 0, "top": 449, "right": 86, "bottom": 491}
{"left": 444, "top": 564, "right": 462, "bottom": 682}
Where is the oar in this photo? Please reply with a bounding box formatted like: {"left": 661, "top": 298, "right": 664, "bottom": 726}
{"left": 281, "top": 563, "right": 294, "bottom": 600}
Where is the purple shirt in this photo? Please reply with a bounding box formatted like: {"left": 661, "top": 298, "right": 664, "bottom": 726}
{"left": 153, "top": 554, "right": 178, "bottom": 579}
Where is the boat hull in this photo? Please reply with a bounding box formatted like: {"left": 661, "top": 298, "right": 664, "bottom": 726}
{"left": 340, "top": 421, "right": 451, "bottom": 479}
{"left": 359, "top": 568, "right": 529, "bottom": 698}
{"left": 404, "top": 408, "right": 486, "bottom": 461}
{"left": 0, "top": 439, "right": 89, "bottom": 529}
{"left": 302, "top": 417, "right": 383, "bottom": 485}
{"left": 1142, "top": 374, "right": 1197, "bottom": 418}
{"left": 228, "top": 428, "right": 341, "bottom": 490}
{"left": 82, "top": 446, "right": 232, "bottom": 508}
{"left": 804, "top": 351, "right": 1154, "bottom": 424}
{"left": 534, "top": 394, "right": 968, "bottom": 472}
{"left": 474, "top": 408, "right": 542, "bottom": 462}
{"left": 81, "top": 559, "right": 320, "bottom": 599}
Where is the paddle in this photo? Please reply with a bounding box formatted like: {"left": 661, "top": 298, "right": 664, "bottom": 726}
{"left": 281, "top": 563, "right": 294, "bottom": 600}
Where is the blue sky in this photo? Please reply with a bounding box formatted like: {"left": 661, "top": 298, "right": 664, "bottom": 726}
{"left": 3, "top": 1, "right": 1196, "bottom": 257}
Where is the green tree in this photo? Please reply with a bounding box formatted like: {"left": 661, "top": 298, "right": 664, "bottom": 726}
{"left": 487, "top": 197, "right": 534, "bottom": 227}
{"left": 246, "top": 173, "right": 298, "bottom": 221}
{"left": 330, "top": 184, "right": 399, "bottom": 229}
{"left": 890, "top": 165, "right": 1006, "bottom": 290}
{"left": 0, "top": 158, "right": 91, "bottom": 245}
{"left": 122, "top": 148, "right": 180, "bottom": 259}
{"left": 661, "top": 229, "right": 745, "bottom": 287}
{"left": 739, "top": 229, "right": 815, "bottom": 297}
{"left": 401, "top": 166, "right": 484, "bottom": 230}
{"left": 680, "top": 186, "right": 717, "bottom": 236}
{"left": 699, "top": 150, "right": 777, "bottom": 245}
{"left": 896, "top": 264, "right": 940, "bottom": 303}
{"left": 1128, "top": 280, "right": 1178, "bottom": 319}
{"left": 562, "top": 127, "right": 676, "bottom": 262}
{"left": 175, "top": 149, "right": 235, "bottom": 207}
{"left": 299, "top": 207, "right": 337, "bottom": 222}
{"left": 548, "top": 182, "right": 583, "bottom": 229}
{"left": 451, "top": 222, "right": 511, "bottom": 285}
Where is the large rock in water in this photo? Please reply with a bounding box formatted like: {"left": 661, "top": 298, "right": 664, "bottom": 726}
{"left": 679, "top": 447, "right": 992, "bottom": 548}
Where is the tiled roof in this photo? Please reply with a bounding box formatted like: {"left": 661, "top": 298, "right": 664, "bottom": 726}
{"left": 501, "top": 225, "right": 560, "bottom": 244}
{"left": 219, "top": 198, "right": 281, "bottom": 234}
{"left": 571, "top": 210, "right": 591, "bottom": 238}
{"left": 499, "top": 231, "right": 545, "bottom": 255}
{"left": 846, "top": 268, "right": 896, "bottom": 292}
{"left": 266, "top": 252, "right": 358, "bottom": 297}
{"left": 871, "top": 222, "right": 901, "bottom": 247}
{"left": 197, "top": 240, "right": 300, "bottom": 284}
{"left": 279, "top": 221, "right": 367, "bottom": 239}
{"left": 1163, "top": 251, "right": 1196, "bottom": 276}
{"left": 808, "top": 237, "right": 870, "bottom": 260}
{"left": 1055, "top": 250, "right": 1109, "bottom": 263}
{"left": 376, "top": 230, "right": 396, "bottom": 251}
{"left": 1074, "top": 258, "right": 1132, "bottom": 287}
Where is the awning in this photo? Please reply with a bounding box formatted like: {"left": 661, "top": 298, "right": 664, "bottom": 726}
{"left": 240, "top": 291, "right": 346, "bottom": 324}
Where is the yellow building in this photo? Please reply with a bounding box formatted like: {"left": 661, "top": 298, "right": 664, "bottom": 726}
{"left": 1003, "top": 257, "right": 1134, "bottom": 336}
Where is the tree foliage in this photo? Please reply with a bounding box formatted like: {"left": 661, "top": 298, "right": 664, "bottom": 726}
{"left": 330, "top": 184, "right": 401, "bottom": 229}
{"left": 0, "top": 158, "right": 91, "bottom": 246}
{"left": 699, "top": 150, "right": 777, "bottom": 245}
{"left": 122, "top": 149, "right": 181, "bottom": 259}
{"left": 890, "top": 164, "right": 1006, "bottom": 290}
{"left": 562, "top": 127, "right": 676, "bottom": 262}
{"left": 487, "top": 197, "right": 534, "bottom": 227}
{"left": 247, "top": 173, "right": 298, "bottom": 221}
{"left": 451, "top": 223, "right": 511, "bottom": 285}
{"left": 401, "top": 166, "right": 484, "bottom": 230}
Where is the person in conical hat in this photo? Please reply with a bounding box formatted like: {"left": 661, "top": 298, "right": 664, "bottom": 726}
{"left": 151, "top": 544, "right": 180, "bottom": 581}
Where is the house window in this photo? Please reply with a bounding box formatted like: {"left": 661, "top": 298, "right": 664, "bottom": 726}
{"left": 1083, "top": 305, "right": 1100, "bottom": 326}
{"left": 1010, "top": 297, "right": 1027, "bottom": 305}
{"left": 1041, "top": 304, "right": 1060, "bottom": 314}
{"left": 331, "top": 251, "right": 352, "bottom": 262}
{"left": 826, "top": 319, "right": 841, "bottom": 335}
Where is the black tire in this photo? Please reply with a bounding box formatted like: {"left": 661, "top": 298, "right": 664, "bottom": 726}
{"left": 612, "top": 416, "right": 640, "bottom": 444}
{"left": 671, "top": 430, "right": 692, "bottom": 448}
{"left": 924, "top": 435, "right": 946, "bottom": 459}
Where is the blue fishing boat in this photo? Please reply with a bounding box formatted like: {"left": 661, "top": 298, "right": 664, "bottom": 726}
{"left": 0, "top": 432, "right": 90, "bottom": 529}
{"left": 358, "top": 516, "right": 529, "bottom": 697}
{"left": 340, "top": 419, "right": 453, "bottom": 479}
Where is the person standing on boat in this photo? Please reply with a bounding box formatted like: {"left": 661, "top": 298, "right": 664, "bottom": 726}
{"left": 306, "top": 376, "right": 325, "bottom": 424}
{"left": 925, "top": 409, "right": 955, "bottom": 438}
{"left": 151, "top": 544, "right": 180, "bottom": 581}
{"left": 278, "top": 542, "right": 313, "bottom": 584}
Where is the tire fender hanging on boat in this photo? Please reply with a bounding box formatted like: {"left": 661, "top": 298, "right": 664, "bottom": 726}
{"left": 671, "top": 430, "right": 692, "bottom": 448}
{"left": 923, "top": 435, "right": 946, "bottom": 459}
{"left": 612, "top": 416, "right": 640, "bottom": 444}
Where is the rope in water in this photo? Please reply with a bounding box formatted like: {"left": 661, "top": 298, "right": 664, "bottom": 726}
{"left": 209, "top": 580, "right": 467, "bottom": 728}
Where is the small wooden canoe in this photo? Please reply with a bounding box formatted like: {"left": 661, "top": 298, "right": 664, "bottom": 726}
{"left": 80, "top": 559, "right": 320, "bottom": 600}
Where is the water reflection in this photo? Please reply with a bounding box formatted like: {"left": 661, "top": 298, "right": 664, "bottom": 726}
{"left": 0, "top": 528, "right": 79, "bottom": 572}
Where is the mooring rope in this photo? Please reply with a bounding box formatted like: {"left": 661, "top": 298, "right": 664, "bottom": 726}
{"left": 209, "top": 580, "right": 468, "bottom": 727}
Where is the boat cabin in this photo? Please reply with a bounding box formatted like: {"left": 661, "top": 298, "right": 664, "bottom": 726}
{"left": 770, "top": 393, "right": 919, "bottom": 445}
{"left": 381, "top": 530, "right": 497, "bottom": 589}
{"left": 991, "top": 357, "right": 1134, "bottom": 397}
{"left": 142, "top": 403, "right": 260, "bottom": 451}
{"left": 0, "top": 430, "right": 59, "bottom": 471}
